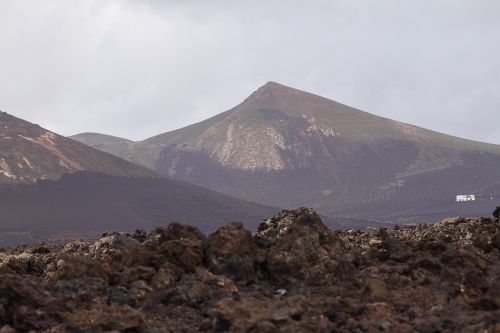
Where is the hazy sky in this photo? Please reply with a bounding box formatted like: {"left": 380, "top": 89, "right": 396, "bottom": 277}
{"left": 1, "top": 1, "right": 499, "bottom": 143}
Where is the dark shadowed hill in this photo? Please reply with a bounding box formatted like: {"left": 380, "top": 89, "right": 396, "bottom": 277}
{"left": 71, "top": 82, "right": 500, "bottom": 224}
{"left": 0, "top": 172, "right": 279, "bottom": 246}
{"left": 0, "top": 112, "right": 282, "bottom": 245}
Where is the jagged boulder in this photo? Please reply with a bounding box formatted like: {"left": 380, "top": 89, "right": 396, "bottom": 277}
{"left": 62, "top": 240, "right": 90, "bottom": 254}
{"left": 159, "top": 268, "right": 238, "bottom": 309}
{"left": 153, "top": 224, "right": 207, "bottom": 273}
{"left": 211, "top": 294, "right": 327, "bottom": 332}
{"left": 206, "top": 222, "right": 262, "bottom": 282}
{"left": 494, "top": 206, "right": 500, "bottom": 221}
{"left": 255, "top": 208, "right": 330, "bottom": 244}
{"left": 90, "top": 232, "right": 140, "bottom": 256}
{"left": 254, "top": 208, "right": 345, "bottom": 285}
{"left": 64, "top": 304, "right": 144, "bottom": 331}
{"left": 146, "top": 223, "right": 206, "bottom": 245}
{"left": 52, "top": 255, "right": 111, "bottom": 281}
{"left": 0, "top": 274, "right": 61, "bottom": 331}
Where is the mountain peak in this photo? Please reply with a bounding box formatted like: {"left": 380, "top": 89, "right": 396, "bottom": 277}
{"left": 72, "top": 82, "right": 500, "bottom": 224}
{"left": 246, "top": 81, "right": 309, "bottom": 105}
{"left": 258, "top": 81, "right": 297, "bottom": 92}
{"left": 260, "top": 81, "right": 286, "bottom": 89}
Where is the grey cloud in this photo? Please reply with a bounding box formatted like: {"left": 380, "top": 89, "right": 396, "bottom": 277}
{"left": 0, "top": 0, "right": 499, "bottom": 143}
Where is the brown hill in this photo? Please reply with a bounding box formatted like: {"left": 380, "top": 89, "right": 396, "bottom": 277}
{"left": 0, "top": 111, "right": 154, "bottom": 183}
{"left": 0, "top": 112, "right": 280, "bottom": 244}
{"left": 70, "top": 132, "right": 135, "bottom": 160}
{"left": 71, "top": 82, "right": 500, "bottom": 223}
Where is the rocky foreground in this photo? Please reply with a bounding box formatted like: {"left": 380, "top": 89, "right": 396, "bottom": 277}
{"left": 2, "top": 208, "right": 500, "bottom": 332}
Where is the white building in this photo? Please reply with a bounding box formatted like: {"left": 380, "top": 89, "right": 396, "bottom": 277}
{"left": 456, "top": 194, "right": 476, "bottom": 202}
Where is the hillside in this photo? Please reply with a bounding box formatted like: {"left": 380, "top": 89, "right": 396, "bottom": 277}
{"left": 70, "top": 132, "right": 135, "bottom": 160}
{"left": 0, "top": 112, "right": 280, "bottom": 244}
{"left": 0, "top": 172, "right": 279, "bottom": 246}
{"left": 71, "top": 82, "right": 500, "bottom": 223}
{"left": 0, "top": 111, "right": 154, "bottom": 184}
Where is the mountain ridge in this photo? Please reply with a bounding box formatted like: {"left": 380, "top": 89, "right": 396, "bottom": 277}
{"left": 0, "top": 111, "right": 285, "bottom": 245}
{"left": 0, "top": 111, "right": 156, "bottom": 184}
{"left": 72, "top": 81, "right": 500, "bottom": 169}
{"left": 70, "top": 82, "right": 500, "bottom": 223}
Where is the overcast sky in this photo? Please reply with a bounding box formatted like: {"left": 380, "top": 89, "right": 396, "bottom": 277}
{"left": 0, "top": 1, "right": 499, "bottom": 143}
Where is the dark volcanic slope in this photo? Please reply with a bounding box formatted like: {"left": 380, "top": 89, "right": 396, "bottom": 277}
{"left": 0, "top": 172, "right": 278, "bottom": 246}
{"left": 2, "top": 208, "right": 500, "bottom": 332}
{"left": 0, "top": 111, "right": 280, "bottom": 245}
{"left": 71, "top": 82, "right": 500, "bottom": 223}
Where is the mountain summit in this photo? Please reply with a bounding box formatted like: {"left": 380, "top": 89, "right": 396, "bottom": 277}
{"left": 72, "top": 82, "right": 500, "bottom": 223}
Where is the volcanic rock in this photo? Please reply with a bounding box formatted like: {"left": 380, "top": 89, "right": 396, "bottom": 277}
{"left": 205, "top": 222, "right": 262, "bottom": 282}
{"left": 90, "top": 231, "right": 140, "bottom": 256}
{"left": 0, "top": 208, "right": 500, "bottom": 331}
{"left": 494, "top": 206, "right": 500, "bottom": 221}
{"left": 255, "top": 208, "right": 346, "bottom": 285}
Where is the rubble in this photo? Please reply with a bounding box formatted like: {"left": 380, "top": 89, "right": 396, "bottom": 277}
{"left": 1, "top": 207, "right": 500, "bottom": 332}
